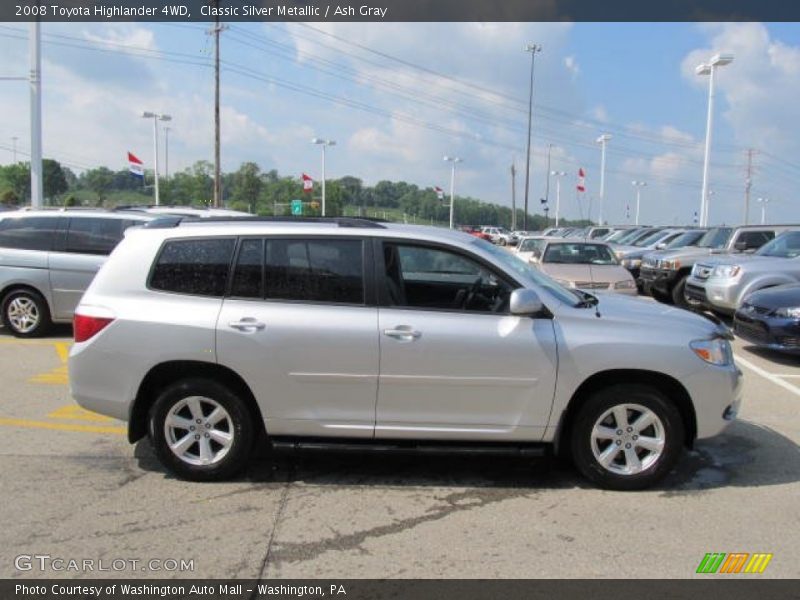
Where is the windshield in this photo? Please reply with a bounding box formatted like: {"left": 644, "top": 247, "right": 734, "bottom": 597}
{"left": 518, "top": 238, "right": 545, "bottom": 252}
{"left": 472, "top": 238, "right": 582, "bottom": 307}
{"left": 633, "top": 230, "right": 670, "bottom": 247}
{"left": 755, "top": 231, "right": 800, "bottom": 258}
{"left": 665, "top": 230, "right": 704, "bottom": 249}
{"left": 615, "top": 228, "right": 647, "bottom": 245}
{"left": 603, "top": 229, "right": 628, "bottom": 242}
{"left": 543, "top": 242, "right": 619, "bottom": 265}
{"left": 697, "top": 227, "right": 733, "bottom": 249}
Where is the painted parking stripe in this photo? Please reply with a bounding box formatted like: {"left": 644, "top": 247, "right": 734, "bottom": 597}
{"left": 0, "top": 417, "right": 125, "bottom": 435}
{"left": 735, "top": 353, "right": 800, "bottom": 398}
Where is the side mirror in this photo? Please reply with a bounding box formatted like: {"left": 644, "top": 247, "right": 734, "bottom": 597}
{"left": 655, "top": 243, "right": 667, "bottom": 250}
{"left": 510, "top": 288, "right": 544, "bottom": 316}
{"left": 733, "top": 241, "right": 747, "bottom": 252}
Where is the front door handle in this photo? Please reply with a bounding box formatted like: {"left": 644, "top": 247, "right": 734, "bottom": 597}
{"left": 383, "top": 326, "right": 421, "bottom": 341}
{"left": 229, "top": 318, "right": 266, "bottom": 332}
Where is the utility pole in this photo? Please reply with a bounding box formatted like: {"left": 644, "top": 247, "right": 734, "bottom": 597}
{"left": 30, "top": 21, "right": 43, "bottom": 208}
{"left": 522, "top": 43, "right": 542, "bottom": 231}
{"left": 165, "top": 126, "right": 171, "bottom": 180}
{"left": 596, "top": 134, "right": 611, "bottom": 226}
{"left": 544, "top": 143, "right": 552, "bottom": 204}
{"left": 209, "top": 8, "right": 225, "bottom": 208}
{"left": 510, "top": 161, "right": 517, "bottom": 231}
{"left": 744, "top": 148, "right": 755, "bottom": 225}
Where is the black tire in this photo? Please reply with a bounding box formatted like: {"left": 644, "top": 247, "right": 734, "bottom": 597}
{"left": 1, "top": 288, "right": 52, "bottom": 338}
{"left": 149, "top": 378, "right": 255, "bottom": 481}
{"left": 650, "top": 287, "right": 672, "bottom": 304}
{"left": 671, "top": 274, "right": 690, "bottom": 308}
{"left": 570, "top": 384, "right": 685, "bottom": 491}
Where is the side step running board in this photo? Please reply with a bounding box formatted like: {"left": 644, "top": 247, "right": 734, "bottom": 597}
{"left": 270, "top": 439, "right": 547, "bottom": 458}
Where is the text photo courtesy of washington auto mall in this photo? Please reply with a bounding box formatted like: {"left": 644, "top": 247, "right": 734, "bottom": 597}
{"left": 0, "top": 0, "right": 799, "bottom": 598}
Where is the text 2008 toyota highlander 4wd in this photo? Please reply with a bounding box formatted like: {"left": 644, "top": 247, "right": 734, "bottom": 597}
{"left": 68, "top": 218, "right": 742, "bottom": 491}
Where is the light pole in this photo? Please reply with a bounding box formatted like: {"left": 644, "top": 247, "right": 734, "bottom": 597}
{"left": 522, "top": 43, "right": 542, "bottom": 231}
{"left": 756, "top": 197, "right": 770, "bottom": 225}
{"left": 550, "top": 171, "right": 566, "bottom": 227}
{"left": 142, "top": 112, "right": 171, "bottom": 206}
{"left": 443, "top": 156, "right": 462, "bottom": 229}
{"left": 164, "top": 126, "right": 171, "bottom": 180}
{"left": 30, "top": 21, "right": 43, "bottom": 208}
{"left": 311, "top": 138, "right": 335, "bottom": 216}
{"left": 631, "top": 180, "right": 647, "bottom": 225}
{"left": 697, "top": 53, "right": 733, "bottom": 227}
{"left": 596, "top": 133, "right": 612, "bottom": 226}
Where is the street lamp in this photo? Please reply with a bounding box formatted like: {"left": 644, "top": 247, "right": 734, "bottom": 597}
{"left": 631, "top": 180, "right": 647, "bottom": 226}
{"left": 522, "top": 43, "right": 542, "bottom": 231}
{"left": 596, "top": 133, "right": 612, "bottom": 226}
{"left": 550, "top": 171, "right": 566, "bottom": 227}
{"left": 311, "top": 138, "right": 336, "bottom": 216}
{"left": 756, "top": 197, "right": 770, "bottom": 225}
{"left": 697, "top": 53, "right": 733, "bottom": 227}
{"left": 142, "top": 111, "right": 172, "bottom": 206}
{"left": 443, "top": 156, "right": 463, "bottom": 229}
{"left": 164, "top": 126, "right": 171, "bottom": 180}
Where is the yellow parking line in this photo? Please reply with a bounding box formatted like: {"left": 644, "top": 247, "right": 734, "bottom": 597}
{"left": 54, "top": 341, "right": 71, "bottom": 363}
{"left": 0, "top": 416, "right": 125, "bottom": 435}
{"left": 47, "top": 405, "right": 115, "bottom": 423}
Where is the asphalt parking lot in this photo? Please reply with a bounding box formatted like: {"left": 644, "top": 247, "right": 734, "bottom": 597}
{"left": 1, "top": 312, "right": 799, "bottom": 580}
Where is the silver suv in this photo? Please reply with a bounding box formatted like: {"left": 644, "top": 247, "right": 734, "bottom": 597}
{"left": 68, "top": 218, "right": 742, "bottom": 490}
{"left": 685, "top": 230, "right": 800, "bottom": 314}
{"left": 0, "top": 209, "right": 155, "bottom": 337}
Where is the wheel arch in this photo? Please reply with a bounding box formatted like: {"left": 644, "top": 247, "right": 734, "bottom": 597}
{"left": 128, "top": 360, "right": 265, "bottom": 444}
{"left": 0, "top": 282, "right": 53, "bottom": 312}
{"left": 554, "top": 369, "right": 697, "bottom": 457}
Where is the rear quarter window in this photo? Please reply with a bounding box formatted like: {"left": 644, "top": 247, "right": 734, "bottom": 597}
{"left": 150, "top": 238, "right": 235, "bottom": 297}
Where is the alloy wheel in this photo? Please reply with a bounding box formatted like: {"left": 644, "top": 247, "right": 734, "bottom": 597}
{"left": 164, "top": 396, "right": 234, "bottom": 466}
{"left": 590, "top": 403, "right": 666, "bottom": 476}
{"left": 7, "top": 297, "right": 40, "bottom": 334}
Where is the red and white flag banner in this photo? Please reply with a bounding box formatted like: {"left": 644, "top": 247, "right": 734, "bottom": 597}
{"left": 434, "top": 186, "right": 444, "bottom": 200}
{"left": 302, "top": 173, "right": 313, "bottom": 193}
{"left": 577, "top": 168, "right": 586, "bottom": 193}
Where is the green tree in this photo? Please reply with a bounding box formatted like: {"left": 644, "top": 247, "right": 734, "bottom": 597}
{"left": 231, "top": 162, "right": 263, "bottom": 212}
{"left": 82, "top": 167, "right": 116, "bottom": 204}
{"left": 0, "top": 163, "right": 30, "bottom": 203}
{"left": 43, "top": 159, "right": 68, "bottom": 202}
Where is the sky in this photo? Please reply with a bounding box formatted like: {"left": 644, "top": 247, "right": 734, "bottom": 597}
{"left": 0, "top": 21, "right": 798, "bottom": 226}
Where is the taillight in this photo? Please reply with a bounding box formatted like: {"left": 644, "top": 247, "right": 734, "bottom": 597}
{"left": 73, "top": 313, "right": 114, "bottom": 343}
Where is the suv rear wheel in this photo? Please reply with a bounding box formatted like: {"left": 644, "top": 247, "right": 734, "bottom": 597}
{"left": 1, "top": 289, "right": 52, "bottom": 338}
{"left": 149, "top": 378, "right": 254, "bottom": 481}
{"left": 570, "top": 384, "right": 684, "bottom": 491}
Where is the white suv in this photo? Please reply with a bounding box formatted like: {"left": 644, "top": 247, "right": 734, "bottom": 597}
{"left": 69, "top": 217, "right": 742, "bottom": 490}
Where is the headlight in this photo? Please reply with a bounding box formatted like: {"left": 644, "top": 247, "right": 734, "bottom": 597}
{"left": 775, "top": 307, "right": 800, "bottom": 319}
{"left": 622, "top": 258, "right": 641, "bottom": 268}
{"left": 690, "top": 338, "right": 733, "bottom": 366}
{"left": 555, "top": 278, "right": 575, "bottom": 288}
{"left": 712, "top": 265, "right": 741, "bottom": 278}
{"left": 614, "top": 280, "right": 636, "bottom": 290}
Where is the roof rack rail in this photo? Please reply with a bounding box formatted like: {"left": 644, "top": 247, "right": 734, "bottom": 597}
{"left": 168, "top": 216, "right": 388, "bottom": 229}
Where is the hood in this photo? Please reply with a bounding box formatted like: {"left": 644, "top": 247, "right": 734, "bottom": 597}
{"left": 541, "top": 263, "right": 632, "bottom": 283}
{"left": 744, "top": 284, "right": 800, "bottom": 310}
{"left": 694, "top": 254, "right": 772, "bottom": 268}
{"left": 577, "top": 293, "right": 725, "bottom": 338}
{"left": 654, "top": 246, "right": 716, "bottom": 261}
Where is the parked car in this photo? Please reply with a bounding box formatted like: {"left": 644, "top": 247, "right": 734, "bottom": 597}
{"left": 614, "top": 229, "right": 688, "bottom": 286}
{"left": 481, "top": 226, "right": 516, "bottom": 246}
{"left": 684, "top": 230, "right": 800, "bottom": 314}
{"left": 638, "top": 225, "right": 784, "bottom": 308}
{"left": 462, "top": 226, "right": 493, "bottom": 242}
{"left": 0, "top": 209, "right": 157, "bottom": 337}
{"left": 69, "top": 217, "right": 741, "bottom": 490}
{"left": 638, "top": 229, "right": 707, "bottom": 294}
{"left": 529, "top": 239, "right": 638, "bottom": 295}
{"left": 607, "top": 227, "right": 658, "bottom": 247}
{"left": 733, "top": 284, "right": 800, "bottom": 354}
{"left": 514, "top": 236, "right": 548, "bottom": 262}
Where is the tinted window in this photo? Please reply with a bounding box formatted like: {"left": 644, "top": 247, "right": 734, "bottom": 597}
{"left": 230, "top": 239, "right": 263, "bottom": 298}
{"left": 150, "top": 238, "right": 235, "bottom": 297}
{"left": 264, "top": 239, "right": 364, "bottom": 304}
{"left": 0, "top": 216, "right": 60, "bottom": 251}
{"left": 737, "top": 230, "right": 774, "bottom": 249}
{"left": 65, "top": 217, "right": 126, "bottom": 255}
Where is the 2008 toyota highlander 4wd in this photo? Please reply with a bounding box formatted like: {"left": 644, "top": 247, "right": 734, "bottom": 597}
{"left": 68, "top": 217, "right": 742, "bottom": 490}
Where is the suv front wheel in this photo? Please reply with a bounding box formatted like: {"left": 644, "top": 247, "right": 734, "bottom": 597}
{"left": 570, "top": 384, "right": 684, "bottom": 490}
{"left": 149, "top": 378, "right": 254, "bottom": 481}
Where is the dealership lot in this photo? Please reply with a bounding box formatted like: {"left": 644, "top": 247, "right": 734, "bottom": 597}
{"left": 1, "top": 319, "right": 798, "bottom": 579}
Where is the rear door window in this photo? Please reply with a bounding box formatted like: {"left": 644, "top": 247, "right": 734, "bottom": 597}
{"left": 0, "top": 216, "right": 60, "bottom": 251}
{"left": 264, "top": 238, "right": 364, "bottom": 304}
{"left": 150, "top": 238, "right": 235, "bottom": 297}
{"left": 64, "top": 217, "right": 127, "bottom": 255}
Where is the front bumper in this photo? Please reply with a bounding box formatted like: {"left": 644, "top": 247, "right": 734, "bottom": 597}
{"left": 702, "top": 279, "right": 741, "bottom": 313}
{"left": 684, "top": 277, "right": 711, "bottom": 308}
{"left": 682, "top": 361, "right": 743, "bottom": 439}
{"left": 734, "top": 310, "right": 800, "bottom": 354}
{"left": 639, "top": 267, "right": 680, "bottom": 294}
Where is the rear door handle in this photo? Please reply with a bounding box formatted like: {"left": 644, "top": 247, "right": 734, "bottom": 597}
{"left": 383, "top": 327, "right": 421, "bottom": 341}
{"left": 229, "top": 318, "right": 266, "bottom": 332}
